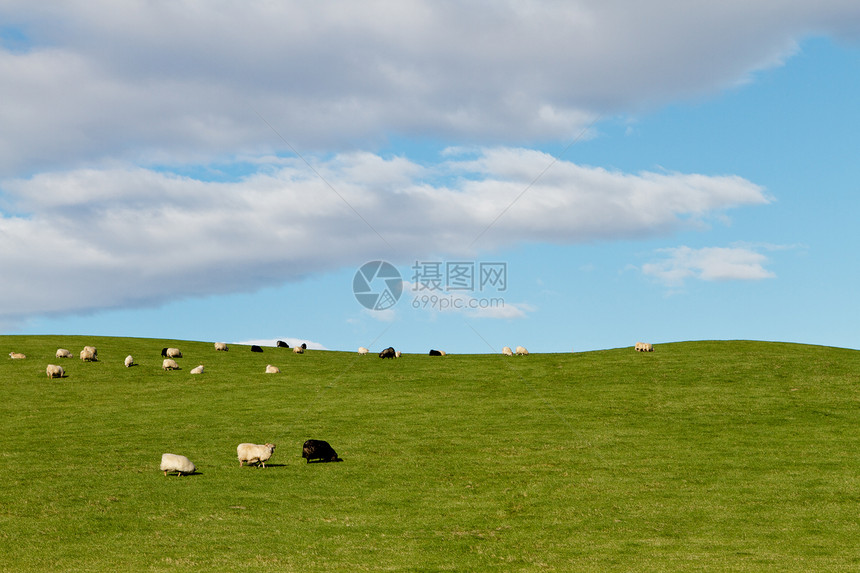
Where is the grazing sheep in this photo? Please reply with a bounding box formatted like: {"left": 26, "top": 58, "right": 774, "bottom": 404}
{"left": 83, "top": 346, "right": 98, "bottom": 357}
{"left": 251, "top": 345, "right": 263, "bottom": 353}
{"left": 293, "top": 346, "right": 304, "bottom": 354}
{"left": 237, "top": 443, "right": 276, "bottom": 467}
{"left": 80, "top": 348, "right": 97, "bottom": 362}
{"left": 56, "top": 349, "right": 72, "bottom": 359}
{"left": 165, "top": 348, "right": 182, "bottom": 358}
{"left": 46, "top": 364, "right": 64, "bottom": 378}
{"left": 515, "top": 346, "right": 529, "bottom": 356}
{"left": 395, "top": 350, "right": 402, "bottom": 358}
{"left": 161, "top": 348, "right": 168, "bottom": 357}
{"left": 302, "top": 439, "right": 340, "bottom": 463}
{"left": 214, "top": 342, "right": 228, "bottom": 351}
{"left": 124, "top": 355, "right": 134, "bottom": 368}
{"left": 301, "top": 343, "right": 307, "bottom": 350}
{"left": 379, "top": 347, "right": 395, "bottom": 359}
{"left": 265, "top": 364, "right": 280, "bottom": 374}
{"left": 428, "top": 349, "right": 442, "bottom": 356}
{"left": 162, "top": 359, "right": 179, "bottom": 371}
{"left": 160, "top": 453, "right": 195, "bottom": 476}
{"left": 358, "top": 346, "right": 369, "bottom": 355}
{"left": 8, "top": 352, "right": 26, "bottom": 360}
{"left": 635, "top": 342, "right": 654, "bottom": 352}
{"left": 276, "top": 340, "right": 289, "bottom": 348}
{"left": 502, "top": 346, "right": 514, "bottom": 356}
{"left": 190, "top": 365, "right": 204, "bottom": 374}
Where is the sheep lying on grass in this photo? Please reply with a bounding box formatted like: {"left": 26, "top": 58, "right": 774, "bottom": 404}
{"left": 8, "top": 352, "right": 25, "bottom": 360}
{"left": 190, "top": 365, "right": 204, "bottom": 374}
{"left": 265, "top": 365, "right": 280, "bottom": 374}
{"left": 293, "top": 346, "right": 304, "bottom": 354}
{"left": 46, "top": 364, "right": 65, "bottom": 378}
{"left": 160, "top": 453, "right": 195, "bottom": 476}
{"left": 237, "top": 443, "right": 276, "bottom": 467}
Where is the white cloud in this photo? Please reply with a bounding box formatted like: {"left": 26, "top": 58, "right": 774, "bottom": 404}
{"left": 0, "top": 151, "right": 769, "bottom": 322}
{"left": 642, "top": 245, "right": 778, "bottom": 287}
{"left": 0, "top": 2, "right": 859, "bottom": 174}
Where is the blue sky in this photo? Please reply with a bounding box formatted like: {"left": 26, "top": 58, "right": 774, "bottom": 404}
{"left": 1, "top": 3, "right": 858, "bottom": 353}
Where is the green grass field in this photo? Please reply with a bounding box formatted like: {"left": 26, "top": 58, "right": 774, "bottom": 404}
{"left": 1, "top": 336, "right": 858, "bottom": 571}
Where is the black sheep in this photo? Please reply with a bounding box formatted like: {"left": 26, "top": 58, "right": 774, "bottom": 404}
{"left": 251, "top": 345, "right": 263, "bottom": 353}
{"left": 302, "top": 439, "right": 341, "bottom": 463}
{"left": 379, "top": 346, "right": 396, "bottom": 359}
{"left": 301, "top": 343, "right": 307, "bottom": 350}
{"left": 161, "top": 347, "right": 168, "bottom": 357}
{"left": 276, "top": 340, "right": 289, "bottom": 348}
{"left": 429, "top": 349, "right": 442, "bottom": 356}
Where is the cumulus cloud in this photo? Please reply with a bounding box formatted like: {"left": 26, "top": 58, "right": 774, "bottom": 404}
{"left": 641, "top": 245, "right": 778, "bottom": 287}
{"left": 0, "top": 150, "right": 769, "bottom": 322}
{"left": 0, "top": 1, "right": 859, "bottom": 174}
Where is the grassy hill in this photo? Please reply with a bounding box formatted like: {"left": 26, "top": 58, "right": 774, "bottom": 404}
{"left": 1, "top": 336, "right": 858, "bottom": 571}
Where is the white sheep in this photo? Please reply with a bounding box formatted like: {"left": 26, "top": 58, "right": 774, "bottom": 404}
{"left": 80, "top": 348, "right": 97, "bottom": 362}
{"left": 190, "top": 365, "right": 204, "bottom": 374}
{"left": 83, "top": 346, "right": 98, "bottom": 358}
{"left": 124, "top": 355, "right": 134, "bottom": 367}
{"left": 515, "top": 346, "right": 529, "bottom": 356}
{"left": 160, "top": 453, "right": 196, "bottom": 476}
{"left": 395, "top": 350, "right": 402, "bottom": 358}
{"left": 162, "top": 358, "right": 179, "bottom": 371}
{"left": 358, "top": 347, "right": 369, "bottom": 355}
{"left": 56, "top": 349, "right": 72, "bottom": 359}
{"left": 46, "top": 364, "right": 64, "bottom": 378}
{"left": 635, "top": 342, "right": 654, "bottom": 352}
{"left": 502, "top": 346, "right": 513, "bottom": 356}
{"left": 293, "top": 346, "right": 304, "bottom": 354}
{"left": 8, "top": 352, "right": 26, "bottom": 360}
{"left": 265, "top": 364, "right": 280, "bottom": 374}
{"left": 214, "top": 342, "right": 228, "bottom": 351}
{"left": 237, "top": 443, "right": 276, "bottom": 468}
{"left": 165, "top": 348, "right": 182, "bottom": 358}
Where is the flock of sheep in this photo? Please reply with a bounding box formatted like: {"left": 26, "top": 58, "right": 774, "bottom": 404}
{"left": 9, "top": 340, "right": 316, "bottom": 380}
{"left": 160, "top": 439, "right": 341, "bottom": 476}
{"left": 11, "top": 340, "right": 657, "bottom": 380}
{"left": 9, "top": 339, "right": 657, "bottom": 476}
